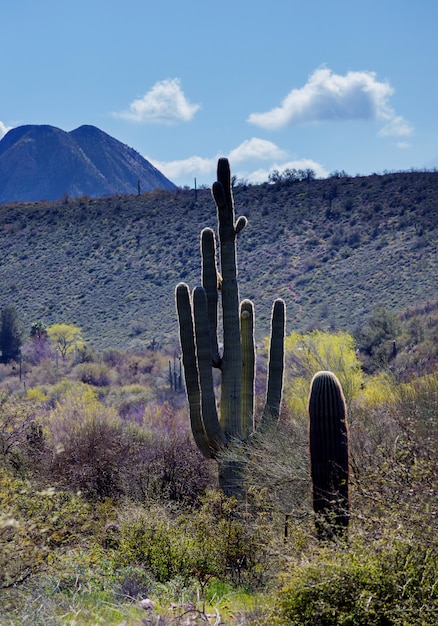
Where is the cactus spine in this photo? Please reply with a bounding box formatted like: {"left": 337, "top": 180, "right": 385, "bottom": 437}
{"left": 308, "top": 370, "right": 350, "bottom": 540}
{"left": 176, "top": 158, "right": 285, "bottom": 497}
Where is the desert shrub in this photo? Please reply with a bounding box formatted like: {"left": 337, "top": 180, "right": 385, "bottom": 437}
{"left": 111, "top": 491, "right": 274, "bottom": 591}
{"left": 0, "top": 470, "right": 95, "bottom": 589}
{"left": 47, "top": 387, "right": 148, "bottom": 500}
{"left": 180, "top": 489, "right": 275, "bottom": 589}
{"left": 271, "top": 536, "right": 438, "bottom": 625}
{"left": 72, "top": 362, "right": 113, "bottom": 386}
{"left": 144, "top": 430, "right": 215, "bottom": 503}
{"left": 115, "top": 352, "right": 160, "bottom": 385}
{"left": 111, "top": 505, "right": 189, "bottom": 583}
{"left": 283, "top": 330, "right": 363, "bottom": 416}
{"left": 103, "top": 383, "right": 152, "bottom": 420}
{"left": 357, "top": 307, "right": 401, "bottom": 372}
{"left": 0, "top": 394, "right": 46, "bottom": 477}
{"left": 113, "top": 565, "right": 154, "bottom": 599}
{"left": 349, "top": 372, "right": 438, "bottom": 534}
{"left": 45, "top": 386, "right": 213, "bottom": 504}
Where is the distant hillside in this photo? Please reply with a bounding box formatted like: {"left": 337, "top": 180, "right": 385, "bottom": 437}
{"left": 0, "top": 124, "right": 176, "bottom": 202}
{"left": 0, "top": 171, "right": 436, "bottom": 352}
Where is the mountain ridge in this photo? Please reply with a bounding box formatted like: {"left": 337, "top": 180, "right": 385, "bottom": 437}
{"left": 0, "top": 124, "right": 176, "bottom": 202}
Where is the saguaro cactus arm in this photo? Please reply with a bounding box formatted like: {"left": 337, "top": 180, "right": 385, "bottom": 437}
{"left": 261, "top": 298, "right": 286, "bottom": 425}
{"left": 240, "top": 299, "right": 255, "bottom": 438}
{"left": 176, "top": 282, "right": 226, "bottom": 458}
{"left": 201, "top": 228, "right": 221, "bottom": 368}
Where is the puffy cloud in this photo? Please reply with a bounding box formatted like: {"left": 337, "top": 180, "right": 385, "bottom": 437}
{"left": 149, "top": 139, "right": 327, "bottom": 186}
{"left": 115, "top": 78, "right": 200, "bottom": 124}
{"left": 227, "top": 137, "right": 287, "bottom": 164}
{"left": 0, "top": 120, "right": 12, "bottom": 139}
{"left": 150, "top": 154, "right": 216, "bottom": 182}
{"left": 247, "top": 67, "right": 412, "bottom": 137}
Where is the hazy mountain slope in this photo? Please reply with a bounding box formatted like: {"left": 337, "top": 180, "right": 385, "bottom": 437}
{"left": 70, "top": 125, "right": 174, "bottom": 195}
{"left": 0, "top": 124, "right": 176, "bottom": 202}
{"left": 0, "top": 171, "right": 436, "bottom": 351}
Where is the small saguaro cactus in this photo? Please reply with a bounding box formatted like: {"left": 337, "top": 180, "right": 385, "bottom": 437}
{"left": 176, "top": 158, "right": 286, "bottom": 497}
{"left": 308, "top": 370, "right": 350, "bottom": 540}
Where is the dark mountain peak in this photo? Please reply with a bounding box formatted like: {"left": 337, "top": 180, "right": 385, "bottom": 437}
{"left": 70, "top": 125, "right": 112, "bottom": 142}
{"left": 0, "top": 124, "right": 62, "bottom": 151}
{"left": 0, "top": 124, "right": 176, "bottom": 203}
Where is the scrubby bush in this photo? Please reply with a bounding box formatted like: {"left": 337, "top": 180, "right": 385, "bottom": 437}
{"left": 0, "top": 470, "right": 96, "bottom": 589}
{"left": 47, "top": 387, "right": 147, "bottom": 500}
{"left": 111, "top": 490, "right": 275, "bottom": 591}
{"left": 0, "top": 394, "right": 46, "bottom": 477}
{"left": 44, "top": 386, "right": 213, "bottom": 503}
{"left": 272, "top": 536, "right": 438, "bottom": 625}
{"left": 73, "top": 362, "right": 113, "bottom": 386}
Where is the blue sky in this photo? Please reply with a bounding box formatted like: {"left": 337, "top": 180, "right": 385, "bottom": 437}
{"left": 1, "top": 0, "right": 437, "bottom": 187}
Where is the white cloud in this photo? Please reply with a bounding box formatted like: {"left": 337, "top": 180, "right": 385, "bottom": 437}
{"left": 149, "top": 139, "right": 327, "bottom": 186}
{"left": 378, "top": 115, "right": 413, "bottom": 137}
{"left": 115, "top": 78, "right": 200, "bottom": 124}
{"left": 149, "top": 138, "right": 287, "bottom": 183}
{"left": 0, "top": 120, "right": 12, "bottom": 139}
{"left": 227, "top": 138, "right": 287, "bottom": 164}
{"left": 150, "top": 155, "right": 216, "bottom": 183}
{"left": 247, "top": 67, "right": 412, "bottom": 137}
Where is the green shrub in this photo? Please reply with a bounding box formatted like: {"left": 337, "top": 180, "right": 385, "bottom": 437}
{"left": 111, "top": 505, "right": 189, "bottom": 583}
{"left": 272, "top": 537, "right": 438, "bottom": 625}
{"left": 0, "top": 470, "right": 95, "bottom": 589}
{"left": 0, "top": 394, "right": 46, "bottom": 477}
{"left": 73, "top": 362, "right": 112, "bottom": 386}
{"left": 111, "top": 491, "right": 274, "bottom": 591}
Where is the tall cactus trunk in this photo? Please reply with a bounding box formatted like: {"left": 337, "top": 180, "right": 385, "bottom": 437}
{"left": 218, "top": 459, "right": 246, "bottom": 499}
{"left": 176, "top": 158, "right": 285, "bottom": 499}
{"left": 308, "top": 370, "right": 350, "bottom": 540}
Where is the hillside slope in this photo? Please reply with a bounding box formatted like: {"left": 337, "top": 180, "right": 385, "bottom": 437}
{"left": 0, "top": 124, "right": 176, "bottom": 202}
{"left": 0, "top": 171, "right": 436, "bottom": 351}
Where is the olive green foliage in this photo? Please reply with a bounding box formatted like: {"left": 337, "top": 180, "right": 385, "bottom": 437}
{"left": 357, "top": 302, "right": 438, "bottom": 377}
{"left": 0, "top": 470, "right": 95, "bottom": 589}
{"left": 284, "top": 329, "right": 363, "bottom": 415}
{"left": 111, "top": 490, "right": 271, "bottom": 589}
{"left": 357, "top": 306, "right": 401, "bottom": 370}
{"left": 46, "top": 323, "right": 84, "bottom": 359}
{"left": 273, "top": 537, "right": 438, "bottom": 626}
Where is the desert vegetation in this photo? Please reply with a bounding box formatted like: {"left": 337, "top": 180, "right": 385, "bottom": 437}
{"left": 0, "top": 164, "right": 437, "bottom": 624}
{"left": 0, "top": 307, "right": 436, "bottom": 624}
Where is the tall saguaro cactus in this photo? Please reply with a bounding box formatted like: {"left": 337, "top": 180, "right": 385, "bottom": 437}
{"left": 176, "top": 158, "right": 286, "bottom": 497}
{"left": 308, "top": 370, "right": 350, "bottom": 540}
